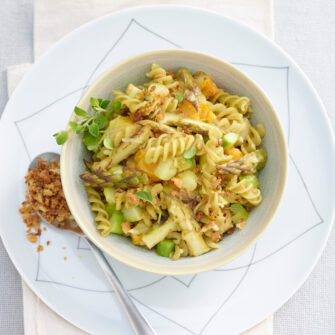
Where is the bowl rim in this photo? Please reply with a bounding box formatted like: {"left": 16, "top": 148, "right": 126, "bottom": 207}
{"left": 60, "top": 49, "right": 288, "bottom": 275}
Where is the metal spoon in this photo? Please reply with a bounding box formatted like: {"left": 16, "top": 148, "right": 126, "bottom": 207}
{"left": 29, "top": 152, "right": 157, "bottom": 335}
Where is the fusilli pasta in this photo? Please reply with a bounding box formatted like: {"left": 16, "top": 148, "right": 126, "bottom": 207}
{"left": 77, "top": 64, "right": 267, "bottom": 260}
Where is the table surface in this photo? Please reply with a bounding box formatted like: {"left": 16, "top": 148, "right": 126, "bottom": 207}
{"left": 1, "top": 1, "right": 335, "bottom": 334}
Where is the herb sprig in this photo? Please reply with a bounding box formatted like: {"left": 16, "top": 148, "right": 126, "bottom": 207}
{"left": 53, "top": 98, "right": 121, "bottom": 151}
{"left": 136, "top": 191, "right": 162, "bottom": 224}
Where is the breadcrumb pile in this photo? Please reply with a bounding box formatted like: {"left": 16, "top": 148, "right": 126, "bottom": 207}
{"left": 19, "top": 158, "right": 72, "bottom": 250}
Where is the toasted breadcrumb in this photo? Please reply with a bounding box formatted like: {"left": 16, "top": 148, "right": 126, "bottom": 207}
{"left": 19, "top": 158, "right": 72, "bottom": 251}
{"left": 64, "top": 256, "right": 68, "bottom": 261}
{"left": 37, "top": 245, "right": 44, "bottom": 252}
{"left": 46, "top": 241, "right": 51, "bottom": 246}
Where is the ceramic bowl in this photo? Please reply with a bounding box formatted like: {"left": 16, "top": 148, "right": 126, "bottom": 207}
{"left": 60, "top": 49, "right": 288, "bottom": 275}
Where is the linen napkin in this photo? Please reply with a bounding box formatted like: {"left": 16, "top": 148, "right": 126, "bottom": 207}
{"left": 7, "top": 0, "right": 274, "bottom": 334}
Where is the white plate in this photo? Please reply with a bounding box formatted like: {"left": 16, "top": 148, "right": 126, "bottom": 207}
{"left": 1, "top": 5, "right": 334, "bottom": 335}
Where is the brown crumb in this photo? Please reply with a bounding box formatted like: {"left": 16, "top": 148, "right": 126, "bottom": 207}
{"left": 126, "top": 192, "right": 139, "bottom": 206}
{"left": 27, "top": 233, "right": 38, "bottom": 243}
{"left": 62, "top": 246, "right": 67, "bottom": 250}
{"left": 78, "top": 256, "right": 82, "bottom": 259}
{"left": 177, "top": 126, "right": 193, "bottom": 135}
{"left": 46, "top": 241, "right": 51, "bottom": 246}
{"left": 211, "top": 232, "right": 223, "bottom": 242}
{"left": 37, "top": 245, "right": 44, "bottom": 252}
{"left": 63, "top": 256, "right": 68, "bottom": 261}
{"left": 227, "top": 227, "right": 235, "bottom": 235}
{"left": 19, "top": 158, "right": 72, "bottom": 249}
{"left": 129, "top": 109, "right": 146, "bottom": 122}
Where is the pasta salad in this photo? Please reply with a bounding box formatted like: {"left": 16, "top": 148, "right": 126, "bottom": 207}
{"left": 55, "top": 64, "right": 267, "bottom": 260}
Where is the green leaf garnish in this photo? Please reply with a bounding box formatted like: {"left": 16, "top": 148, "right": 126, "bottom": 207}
{"left": 68, "top": 121, "right": 78, "bottom": 131}
{"left": 83, "top": 132, "right": 101, "bottom": 151}
{"left": 100, "top": 100, "right": 110, "bottom": 109}
{"left": 175, "top": 92, "right": 183, "bottom": 103}
{"left": 75, "top": 125, "right": 85, "bottom": 134}
{"left": 53, "top": 131, "right": 69, "bottom": 145}
{"left": 103, "top": 138, "right": 114, "bottom": 149}
{"left": 112, "top": 101, "right": 121, "bottom": 113}
{"left": 74, "top": 106, "right": 89, "bottom": 117}
{"left": 145, "top": 95, "right": 153, "bottom": 101}
{"left": 136, "top": 191, "right": 153, "bottom": 203}
{"left": 95, "top": 115, "right": 108, "bottom": 129}
{"left": 136, "top": 191, "right": 162, "bottom": 224}
{"left": 90, "top": 97, "right": 100, "bottom": 107}
{"left": 88, "top": 122, "right": 99, "bottom": 137}
{"left": 183, "top": 146, "right": 196, "bottom": 159}
{"left": 55, "top": 95, "right": 121, "bottom": 148}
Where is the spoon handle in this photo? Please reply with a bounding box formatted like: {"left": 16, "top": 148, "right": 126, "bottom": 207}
{"left": 86, "top": 238, "right": 157, "bottom": 335}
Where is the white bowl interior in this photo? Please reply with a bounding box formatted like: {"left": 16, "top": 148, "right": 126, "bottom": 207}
{"left": 61, "top": 50, "right": 287, "bottom": 275}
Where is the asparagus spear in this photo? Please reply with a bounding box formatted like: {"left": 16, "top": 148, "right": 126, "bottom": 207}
{"left": 80, "top": 167, "right": 149, "bottom": 189}
{"left": 92, "top": 125, "right": 151, "bottom": 171}
{"left": 217, "top": 152, "right": 259, "bottom": 175}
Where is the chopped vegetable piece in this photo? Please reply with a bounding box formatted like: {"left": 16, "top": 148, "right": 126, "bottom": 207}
{"left": 179, "top": 170, "right": 197, "bottom": 191}
{"left": 198, "top": 103, "right": 216, "bottom": 123}
{"left": 156, "top": 240, "right": 175, "bottom": 257}
{"left": 131, "top": 234, "right": 143, "bottom": 245}
{"left": 134, "top": 150, "right": 160, "bottom": 181}
{"left": 104, "top": 188, "right": 116, "bottom": 204}
{"left": 225, "top": 147, "right": 243, "bottom": 160}
{"left": 230, "top": 204, "right": 249, "bottom": 224}
{"left": 255, "top": 149, "right": 267, "bottom": 170}
{"left": 194, "top": 72, "right": 220, "bottom": 99}
{"left": 106, "top": 203, "right": 116, "bottom": 218}
{"left": 178, "top": 100, "right": 199, "bottom": 120}
{"left": 110, "top": 211, "right": 124, "bottom": 235}
{"left": 176, "top": 156, "right": 195, "bottom": 172}
{"left": 175, "top": 92, "right": 183, "bottom": 103}
{"left": 239, "top": 175, "right": 259, "bottom": 188}
{"left": 183, "top": 146, "right": 196, "bottom": 159}
{"left": 222, "top": 133, "right": 239, "bottom": 149}
{"left": 230, "top": 204, "right": 246, "bottom": 213}
{"left": 122, "top": 206, "right": 143, "bottom": 222}
{"left": 154, "top": 158, "right": 177, "bottom": 180}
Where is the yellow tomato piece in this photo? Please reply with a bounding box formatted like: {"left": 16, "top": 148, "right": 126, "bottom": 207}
{"left": 201, "top": 77, "right": 220, "bottom": 99}
{"left": 131, "top": 234, "right": 143, "bottom": 246}
{"left": 178, "top": 100, "right": 199, "bottom": 120}
{"left": 225, "top": 148, "right": 243, "bottom": 160}
{"left": 134, "top": 150, "right": 160, "bottom": 181}
{"left": 198, "top": 104, "right": 216, "bottom": 123}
